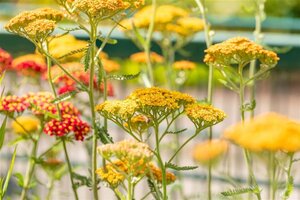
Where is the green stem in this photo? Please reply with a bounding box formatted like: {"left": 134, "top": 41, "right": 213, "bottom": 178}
{"left": 89, "top": 22, "right": 99, "bottom": 200}
{"left": 283, "top": 153, "right": 294, "bottom": 200}
{"left": 194, "top": 1, "right": 214, "bottom": 199}
{"left": 239, "top": 76, "right": 261, "bottom": 200}
{"left": 62, "top": 138, "right": 79, "bottom": 200}
{"left": 20, "top": 137, "right": 40, "bottom": 200}
{"left": 46, "top": 178, "right": 55, "bottom": 200}
{"left": 269, "top": 153, "right": 276, "bottom": 200}
{"left": 154, "top": 123, "right": 167, "bottom": 200}
{"left": 127, "top": 178, "right": 134, "bottom": 200}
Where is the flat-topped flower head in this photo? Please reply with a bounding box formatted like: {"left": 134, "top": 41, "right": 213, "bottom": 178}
{"left": 130, "top": 52, "right": 164, "bottom": 64}
{"left": 175, "top": 17, "right": 204, "bottom": 36}
{"left": 0, "top": 95, "right": 29, "bottom": 113}
{"left": 44, "top": 114, "right": 90, "bottom": 141}
{"left": 96, "top": 160, "right": 126, "bottom": 188}
{"left": 204, "top": 37, "right": 279, "bottom": 68}
{"left": 98, "top": 140, "right": 153, "bottom": 170}
{"left": 5, "top": 8, "right": 63, "bottom": 41}
{"left": 173, "top": 60, "right": 196, "bottom": 71}
{"left": 185, "top": 103, "right": 226, "bottom": 129}
{"left": 193, "top": 139, "right": 228, "bottom": 164}
{"left": 12, "top": 54, "right": 46, "bottom": 77}
{"left": 0, "top": 48, "right": 13, "bottom": 74}
{"left": 224, "top": 113, "right": 300, "bottom": 152}
{"left": 96, "top": 99, "right": 138, "bottom": 121}
{"left": 11, "top": 116, "right": 40, "bottom": 135}
{"left": 74, "top": 0, "right": 144, "bottom": 21}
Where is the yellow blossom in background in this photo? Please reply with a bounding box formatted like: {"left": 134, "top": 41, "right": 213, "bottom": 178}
{"left": 173, "top": 60, "right": 196, "bottom": 71}
{"left": 48, "top": 35, "right": 89, "bottom": 63}
{"left": 185, "top": 103, "right": 226, "bottom": 128}
{"left": 102, "top": 59, "right": 120, "bottom": 73}
{"left": 204, "top": 37, "right": 279, "bottom": 67}
{"left": 130, "top": 52, "right": 164, "bottom": 64}
{"left": 224, "top": 113, "right": 300, "bottom": 152}
{"left": 193, "top": 139, "right": 228, "bottom": 164}
{"left": 12, "top": 116, "right": 40, "bottom": 135}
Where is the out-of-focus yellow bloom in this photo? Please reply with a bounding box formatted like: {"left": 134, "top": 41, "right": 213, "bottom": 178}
{"left": 102, "top": 59, "right": 120, "bottom": 73}
{"left": 204, "top": 37, "right": 279, "bottom": 67}
{"left": 173, "top": 60, "right": 196, "bottom": 71}
{"left": 121, "top": 5, "right": 204, "bottom": 37}
{"left": 148, "top": 164, "right": 176, "bottom": 184}
{"left": 224, "top": 113, "right": 300, "bottom": 152}
{"left": 193, "top": 139, "right": 228, "bottom": 164}
{"left": 12, "top": 116, "right": 40, "bottom": 135}
{"left": 130, "top": 52, "right": 164, "bottom": 64}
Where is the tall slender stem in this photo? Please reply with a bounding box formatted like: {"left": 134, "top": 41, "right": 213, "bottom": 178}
{"left": 194, "top": 1, "right": 214, "bottom": 199}
{"left": 127, "top": 178, "right": 134, "bottom": 200}
{"left": 89, "top": 22, "right": 99, "bottom": 200}
{"left": 62, "top": 138, "right": 79, "bottom": 200}
{"left": 283, "top": 153, "right": 294, "bottom": 200}
{"left": 20, "top": 134, "right": 41, "bottom": 200}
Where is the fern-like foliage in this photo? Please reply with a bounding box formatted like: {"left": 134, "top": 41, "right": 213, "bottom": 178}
{"left": 107, "top": 72, "right": 140, "bottom": 81}
{"left": 165, "top": 162, "right": 198, "bottom": 171}
{"left": 221, "top": 186, "right": 259, "bottom": 197}
{"left": 58, "top": 47, "right": 88, "bottom": 60}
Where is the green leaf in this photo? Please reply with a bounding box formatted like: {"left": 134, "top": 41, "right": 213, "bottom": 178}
{"left": 58, "top": 27, "right": 81, "bottom": 32}
{"left": 54, "top": 165, "right": 68, "bottom": 180}
{"left": 72, "top": 172, "right": 92, "bottom": 189}
{"left": 57, "top": 47, "right": 87, "bottom": 60}
{"left": 8, "top": 136, "right": 27, "bottom": 146}
{"left": 241, "top": 100, "right": 256, "bottom": 112}
{"left": 221, "top": 186, "right": 260, "bottom": 196}
{"left": 51, "top": 91, "right": 79, "bottom": 104}
{"left": 166, "top": 128, "right": 187, "bottom": 135}
{"left": 165, "top": 163, "right": 198, "bottom": 171}
{"left": 14, "top": 173, "right": 24, "bottom": 188}
{"left": 95, "top": 124, "right": 113, "bottom": 144}
{"left": 0, "top": 116, "right": 8, "bottom": 150}
{"left": 82, "top": 43, "right": 92, "bottom": 72}
{"left": 147, "top": 179, "right": 162, "bottom": 200}
{"left": 132, "top": 22, "right": 146, "bottom": 47}
{"left": 283, "top": 176, "right": 294, "bottom": 199}
{"left": 30, "top": 103, "right": 59, "bottom": 120}
{"left": 2, "top": 146, "right": 17, "bottom": 198}
{"left": 107, "top": 72, "right": 140, "bottom": 81}
{"left": 98, "top": 36, "right": 118, "bottom": 45}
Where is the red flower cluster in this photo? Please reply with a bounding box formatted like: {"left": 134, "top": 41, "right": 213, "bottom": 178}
{"left": 0, "top": 48, "right": 13, "bottom": 75}
{"left": 0, "top": 95, "right": 29, "bottom": 113}
{"left": 0, "top": 92, "right": 90, "bottom": 141}
{"left": 44, "top": 114, "right": 90, "bottom": 141}
{"left": 11, "top": 54, "right": 47, "bottom": 77}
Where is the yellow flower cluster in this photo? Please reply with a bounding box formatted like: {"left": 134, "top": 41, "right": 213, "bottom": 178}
{"left": 74, "top": 0, "right": 144, "bottom": 20}
{"left": 98, "top": 140, "right": 153, "bottom": 169}
{"left": 193, "top": 139, "right": 228, "bottom": 164}
{"left": 96, "top": 99, "right": 138, "bottom": 120}
{"left": 185, "top": 103, "right": 226, "bottom": 128}
{"left": 11, "top": 116, "right": 40, "bottom": 135}
{"left": 173, "top": 60, "right": 196, "bottom": 71}
{"left": 96, "top": 160, "right": 126, "bottom": 188}
{"left": 204, "top": 37, "right": 279, "bottom": 68}
{"left": 121, "top": 5, "right": 204, "bottom": 37}
{"left": 130, "top": 52, "right": 164, "bottom": 64}
{"left": 5, "top": 8, "right": 64, "bottom": 41}
{"left": 224, "top": 113, "right": 300, "bottom": 152}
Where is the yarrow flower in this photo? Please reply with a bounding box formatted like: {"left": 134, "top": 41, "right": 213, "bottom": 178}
{"left": 5, "top": 8, "right": 64, "bottom": 41}
{"left": 12, "top": 54, "right": 46, "bottom": 77}
{"left": 130, "top": 52, "right": 164, "bottom": 64}
{"left": 0, "top": 48, "right": 13, "bottom": 75}
{"left": 185, "top": 103, "right": 226, "bottom": 129}
{"left": 204, "top": 37, "right": 279, "bottom": 68}
{"left": 11, "top": 116, "right": 40, "bottom": 135}
{"left": 224, "top": 113, "right": 300, "bottom": 152}
{"left": 193, "top": 139, "right": 228, "bottom": 164}
{"left": 0, "top": 95, "right": 29, "bottom": 113}
{"left": 73, "top": 0, "right": 144, "bottom": 21}
{"left": 44, "top": 114, "right": 90, "bottom": 141}
{"left": 173, "top": 60, "right": 196, "bottom": 71}
{"left": 121, "top": 5, "right": 203, "bottom": 37}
